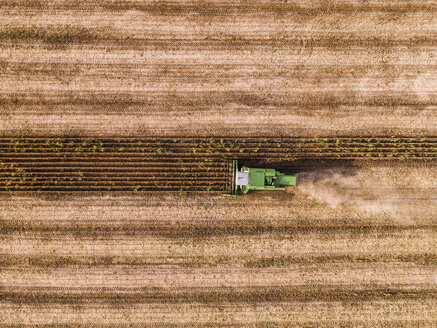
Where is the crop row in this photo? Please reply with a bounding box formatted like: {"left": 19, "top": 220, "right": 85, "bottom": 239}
{"left": 0, "top": 156, "right": 233, "bottom": 193}
{"left": 0, "top": 137, "right": 435, "bottom": 155}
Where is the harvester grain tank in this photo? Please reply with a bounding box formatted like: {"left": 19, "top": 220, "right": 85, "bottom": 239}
{"left": 224, "top": 160, "right": 298, "bottom": 196}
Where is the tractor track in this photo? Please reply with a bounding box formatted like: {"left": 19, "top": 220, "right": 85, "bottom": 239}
{"left": 1, "top": 136, "right": 436, "bottom": 193}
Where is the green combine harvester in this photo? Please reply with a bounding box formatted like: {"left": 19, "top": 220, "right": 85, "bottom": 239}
{"left": 224, "top": 160, "right": 298, "bottom": 196}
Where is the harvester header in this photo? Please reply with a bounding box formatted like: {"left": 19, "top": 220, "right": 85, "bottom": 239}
{"left": 224, "top": 160, "right": 298, "bottom": 196}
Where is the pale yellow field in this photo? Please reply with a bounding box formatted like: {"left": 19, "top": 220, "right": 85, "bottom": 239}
{"left": 0, "top": 0, "right": 436, "bottom": 326}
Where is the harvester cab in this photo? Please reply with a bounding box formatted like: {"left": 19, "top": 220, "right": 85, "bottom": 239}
{"left": 224, "top": 160, "right": 298, "bottom": 196}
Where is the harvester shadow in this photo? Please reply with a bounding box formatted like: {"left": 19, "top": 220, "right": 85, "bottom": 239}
{"left": 239, "top": 159, "right": 359, "bottom": 177}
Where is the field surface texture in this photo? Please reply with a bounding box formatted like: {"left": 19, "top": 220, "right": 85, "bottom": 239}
{"left": 0, "top": 0, "right": 436, "bottom": 327}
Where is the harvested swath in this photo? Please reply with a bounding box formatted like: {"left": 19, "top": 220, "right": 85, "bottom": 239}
{"left": 3, "top": 263, "right": 433, "bottom": 289}
{"left": 1, "top": 302, "right": 433, "bottom": 327}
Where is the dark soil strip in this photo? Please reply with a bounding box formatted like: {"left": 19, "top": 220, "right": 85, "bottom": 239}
{"left": 1, "top": 221, "right": 434, "bottom": 237}
{"left": 2, "top": 92, "right": 436, "bottom": 110}
{"left": 2, "top": 63, "right": 437, "bottom": 79}
{"left": 1, "top": 1, "right": 436, "bottom": 15}
{"left": 0, "top": 322, "right": 428, "bottom": 328}
{"left": 1, "top": 286, "right": 435, "bottom": 304}
{"left": 3, "top": 25, "right": 437, "bottom": 48}
{"left": 1, "top": 253, "right": 435, "bottom": 268}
